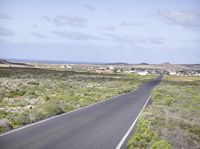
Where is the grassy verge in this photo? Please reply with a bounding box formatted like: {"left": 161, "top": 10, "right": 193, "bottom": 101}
{"left": 0, "top": 67, "right": 156, "bottom": 133}
{"left": 127, "top": 75, "right": 200, "bottom": 149}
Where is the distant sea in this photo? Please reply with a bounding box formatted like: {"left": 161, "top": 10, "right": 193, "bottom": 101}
{"left": 2, "top": 58, "right": 105, "bottom": 65}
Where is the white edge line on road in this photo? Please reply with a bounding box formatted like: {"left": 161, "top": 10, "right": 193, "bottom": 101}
{"left": 115, "top": 95, "right": 152, "bottom": 149}
{"left": 0, "top": 85, "right": 144, "bottom": 137}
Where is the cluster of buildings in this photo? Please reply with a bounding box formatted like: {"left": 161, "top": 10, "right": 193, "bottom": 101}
{"left": 164, "top": 69, "right": 200, "bottom": 76}
{"left": 58, "top": 64, "right": 200, "bottom": 76}
{"left": 93, "top": 66, "right": 200, "bottom": 76}
{"left": 94, "top": 66, "right": 161, "bottom": 75}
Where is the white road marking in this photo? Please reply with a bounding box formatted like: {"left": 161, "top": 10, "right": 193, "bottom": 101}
{"left": 115, "top": 95, "right": 151, "bottom": 149}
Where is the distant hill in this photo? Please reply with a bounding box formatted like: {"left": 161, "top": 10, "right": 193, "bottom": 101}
{"left": 104, "top": 62, "right": 129, "bottom": 65}
{"left": 136, "top": 63, "right": 149, "bottom": 65}
{"left": 162, "top": 62, "right": 171, "bottom": 65}
{"left": 0, "top": 59, "right": 31, "bottom": 66}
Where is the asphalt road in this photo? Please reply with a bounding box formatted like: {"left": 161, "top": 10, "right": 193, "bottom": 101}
{"left": 0, "top": 76, "right": 162, "bottom": 149}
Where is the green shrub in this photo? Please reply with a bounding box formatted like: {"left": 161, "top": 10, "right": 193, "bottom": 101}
{"left": 35, "top": 102, "right": 64, "bottom": 118}
{"left": 0, "top": 110, "right": 7, "bottom": 118}
{"left": 13, "top": 113, "right": 31, "bottom": 126}
{"left": 27, "top": 81, "right": 39, "bottom": 86}
{"left": 44, "top": 95, "right": 50, "bottom": 101}
{"left": 0, "top": 126, "right": 6, "bottom": 133}
{"left": 127, "top": 117, "right": 173, "bottom": 149}
{"left": 152, "top": 140, "right": 172, "bottom": 149}
{"left": 63, "top": 104, "right": 74, "bottom": 112}
{"left": 163, "top": 96, "right": 174, "bottom": 106}
{"left": 27, "top": 90, "right": 38, "bottom": 98}
{"left": 127, "top": 118, "right": 158, "bottom": 149}
{"left": 27, "top": 102, "right": 64, "bottom": 123}
{"left": 29, "top": 111, "right": 46, "bottom": 122}
{"left": 153, "top": 92, "right": 174, "bottom": 106}
{"left": 7, "top": 89, "right": 26, "bottom": 98}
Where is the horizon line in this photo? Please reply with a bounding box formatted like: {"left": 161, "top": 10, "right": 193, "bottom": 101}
{"left": 0, "top": 58, "right": 199, "bottom": 65}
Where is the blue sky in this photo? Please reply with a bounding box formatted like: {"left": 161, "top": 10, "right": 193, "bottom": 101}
{"left": 0, "top": 0, "right": 200, "bottom": 64}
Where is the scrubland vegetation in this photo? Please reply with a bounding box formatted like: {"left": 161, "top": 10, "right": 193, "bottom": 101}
{"left": 0, "top": 67, "right": 155, "bottom": 133}
{"left": 128, "top": 75, "right": 200, "bottom": 149}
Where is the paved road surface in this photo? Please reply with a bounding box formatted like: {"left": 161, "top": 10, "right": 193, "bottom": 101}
{"left": 0, "top": 76, "right": 162, "bottom": 149}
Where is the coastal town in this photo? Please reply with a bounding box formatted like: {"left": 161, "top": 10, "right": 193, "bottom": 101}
{"left": 1, "top": 59, "right": 200, "bottom": 76}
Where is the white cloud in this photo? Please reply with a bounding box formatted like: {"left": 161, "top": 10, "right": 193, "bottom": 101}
{"left": 42, "top": 16, "right": 51, "bottom": 22}
{"left": 103, "top": 33, "right": 163, "bottom": 45}
{"left": 119, "top": 22, "right": 146, "bottom": 26}
{"left": 52, "top": 30, "right": 103, "bottom": 41}
{"left": 0, "top": 25, "right": 14, "bottom": 36}
{"left": 42, "top": 15, "right": 87, "bottom": 27}
{"left": 83, "top": 4, "right": 95, "bottom": 10}
{"left": 0, "top": 12, "right": 11, "bottom": 20}
{"left": 100, "top": 25, "right": 117, "bottom": 32}
{"left": 157, "top": 10, "right": 200, "bottom": 28}
{"left": 32, "top": 32, "right": 47, "bottom": 38}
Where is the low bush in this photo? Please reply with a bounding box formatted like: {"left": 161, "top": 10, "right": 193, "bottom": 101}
{"left": 127, "top": 118, "right": 158, "bottom": 149}
{"left": 152, "top": 140, "right": 172, "bottom": 149}
{"left": 12, "top": 113, "right": 31, "bottom": 126}
{"left": 35, "top": 102, "right": 64, "bottom": 118}
{"left": 7, "top": 89, "right": 26, "bottom": 98}
{"left": 27, "top": 81, "right": 39, "bottom": 86}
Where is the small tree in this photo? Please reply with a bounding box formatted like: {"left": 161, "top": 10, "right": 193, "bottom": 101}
{"left": 113, "top": 69, "right": 118, "bottom": 74}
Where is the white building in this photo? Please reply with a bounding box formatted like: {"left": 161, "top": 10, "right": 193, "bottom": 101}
{"left": 137, "top": 71, "right": 148, "bottom": 75}
{"left": 109, "top": 66, "right": 114, "bottom": 70}
{"left": 66, "top": 65, "right": 73, "bottom": 69}
{"left": 169, "top": 71, "right": 176, "bottom": 75}
{"left": 125, "top": 70, "right": 135, "bottom": 74}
